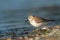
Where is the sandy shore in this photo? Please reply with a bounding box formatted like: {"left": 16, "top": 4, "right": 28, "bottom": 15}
{"left": 0, "top": 25, "right": 60, "bottom": 40}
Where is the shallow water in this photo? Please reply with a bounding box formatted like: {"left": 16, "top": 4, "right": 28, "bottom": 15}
{"left": 0, "top": 6, "right": 60, "bottom": 30}
{"left": 0, "top": 0, "right": 60, "bottom": 30}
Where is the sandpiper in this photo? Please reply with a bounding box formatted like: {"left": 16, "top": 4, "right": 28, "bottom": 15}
{"left": 27, "top": 15, "right": 55, "bottom": 29}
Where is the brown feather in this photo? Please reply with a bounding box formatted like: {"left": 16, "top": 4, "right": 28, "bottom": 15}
{"left": 33, "top": 16, "right": 52, "bottom": 23}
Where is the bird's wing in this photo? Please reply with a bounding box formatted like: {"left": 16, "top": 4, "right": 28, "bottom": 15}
{"left": 34, "top": 16, "right": 48, "bottom": 23}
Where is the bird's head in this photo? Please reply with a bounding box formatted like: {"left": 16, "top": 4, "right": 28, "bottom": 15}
{"left": 28, "top": 15, "right": 34, "bottom": 21}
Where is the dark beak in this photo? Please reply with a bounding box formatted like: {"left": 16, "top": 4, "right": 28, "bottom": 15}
{"left": 25, "top": 19, "right": 30, "bottom": 24}
{"left": 25, "top": 19, "right": 28, "bottom": 22}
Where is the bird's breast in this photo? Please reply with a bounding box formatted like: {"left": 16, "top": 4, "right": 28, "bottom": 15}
{"left": 30, "top": 20, "right": 43, "bottom": 27}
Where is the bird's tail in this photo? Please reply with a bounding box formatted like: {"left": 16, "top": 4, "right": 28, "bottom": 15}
{"left": 47, "top": 19, "right": 55, "bottom": 22}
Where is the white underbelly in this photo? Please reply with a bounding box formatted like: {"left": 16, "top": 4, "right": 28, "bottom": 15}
{"left": 30, "top": 20, "right": 43, "bottom": 27}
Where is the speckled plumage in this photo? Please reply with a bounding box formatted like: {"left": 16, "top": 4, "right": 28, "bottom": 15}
{"left": 28, "top": 15, "right": 55, "bottom": 27}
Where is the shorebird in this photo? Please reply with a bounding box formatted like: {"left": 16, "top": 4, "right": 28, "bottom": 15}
{"left": 27, "top": 15, "right": 55, "bottom": 30}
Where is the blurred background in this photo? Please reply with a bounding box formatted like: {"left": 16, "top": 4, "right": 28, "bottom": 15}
{"left": 0, "top": 0, "right": 60, "bottom": 38}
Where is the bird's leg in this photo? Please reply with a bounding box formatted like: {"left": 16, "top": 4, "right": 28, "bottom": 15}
{"left": 36, "top": 27, "right": 40, "bottom": 31}
{"left": 36, "top": 27, "right": 38, "bottom": 30}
